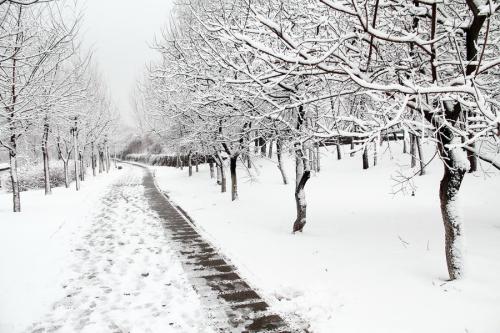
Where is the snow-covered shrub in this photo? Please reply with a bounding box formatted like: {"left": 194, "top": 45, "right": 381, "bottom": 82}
{"left": 3, "top": 161, "right": 76, "bottom": 192}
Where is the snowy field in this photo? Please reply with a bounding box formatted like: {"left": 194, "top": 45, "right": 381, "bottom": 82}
{"left": 0, "top": 167, "right": 213, "bottom": 333}
{"left": 153, "top": 143, "right": 500, "bottom": 333}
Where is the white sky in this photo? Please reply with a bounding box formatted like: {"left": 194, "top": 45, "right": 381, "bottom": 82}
{"left": 80, "top": 0, "right": 174, "bottom": 127}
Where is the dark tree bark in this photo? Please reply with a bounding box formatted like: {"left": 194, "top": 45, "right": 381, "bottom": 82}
{"left": 336, "top": 141, "right": 342, "bottom": 160}
{"left": 188, "top": 151, "right": 193, "bottom": 177}
{"left": 410, "top": 134, "right": 417, "bottom": 168}
{"left": 403, "top": 129, "right": 408, "bottom": 154}
{"left": 9, "top": 142, "right": 21, "bottom": 212}
{"left": 230, "top": 155, "right": 238, "bottom": 201}
{"left": 362, "top": 145, "right": 369, "bottom": 169}
{"left": 293, "top": 159, "right": 311, "bottom": 233}
{"left": 350, "top": 137, "right": 355, "bottom": 157}
{"left": 42, "top": 120, "right": 51, "bottom": 195}
{"left": 292, "top": 105, "right": 311, "bottom": 232}
{"left": 429, "top": 101, "right": 470, "bottom": 280}
{"left": 72, "top": 122, "right": 80, "bottom": 191}
{"left": 416, "top": 135, "right": 426, "bottom": 176}
{"left": 91, "top": 142, "right": 97, "bottom": 176}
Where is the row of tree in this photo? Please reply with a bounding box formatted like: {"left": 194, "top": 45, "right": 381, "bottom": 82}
{"left": 132, "top": 0, "right": 500, "bottom": 281}
{"left": 0, "top": 0, "right": 116, "bottom": 212}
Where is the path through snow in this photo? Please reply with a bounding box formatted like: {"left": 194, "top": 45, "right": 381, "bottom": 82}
{"left": 27, "top": 166, "right": 213, "bottom": 333}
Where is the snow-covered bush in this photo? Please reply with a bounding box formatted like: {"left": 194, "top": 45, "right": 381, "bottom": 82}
{"left": 3, "top": 161, "right": 76, "bottom": 192}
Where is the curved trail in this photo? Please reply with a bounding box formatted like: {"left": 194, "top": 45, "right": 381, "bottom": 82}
{"left": 27, "top": 165, "right": 298, "bottom": 332}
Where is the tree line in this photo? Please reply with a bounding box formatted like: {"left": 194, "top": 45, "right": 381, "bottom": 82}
{"left": 130, "top": 0, "right": 500, "bottom": 281}
{"left": 0, "top": 0, "right": 116, "bottom": 212}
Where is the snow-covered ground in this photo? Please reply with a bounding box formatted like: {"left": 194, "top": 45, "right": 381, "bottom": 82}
{"left": 0, "top": 166, "right": 213, "bottom": 333}
{"left": 153, "top": 143, "right": 500, "bottom": 333}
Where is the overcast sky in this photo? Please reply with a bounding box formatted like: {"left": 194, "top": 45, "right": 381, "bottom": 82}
{"left": 80, "top": 0, "right": 174, "bottom": 127}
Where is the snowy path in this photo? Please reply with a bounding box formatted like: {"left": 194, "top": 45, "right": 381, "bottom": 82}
{"left": 27, "top": 166, "right": 213, "bottom": 333}
{"left": 25, "top": 165, "right": 297, "bottom": 333}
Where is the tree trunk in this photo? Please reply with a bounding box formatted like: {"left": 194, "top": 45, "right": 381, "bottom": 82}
{"left": 336, "top": 142, "right": 342, "bottom": 160}
{"left": 410, "top": 134, "right": 417, "bottom": 168}
{"left": 362, "top": 145, "right": 369, "bottom": 169}
{"left": 373, "top": 140, "right": 378, "bottom": 167}
{"left": 315, "top": 144, "right": 321, "bottom": 172}
{"left": 42, "top": 121, "right": 51, "bottom": 195}
{"left": 260, "top": 138, "right": 266, "bottom": 157}
{"left": 72, "top": 127, "right": 80, "bottom": 191}
{"left": 9, "top": 145, "right": 21, "bottom": 212}
{"left": 293, "top": 146, "right": 311, "bottom": 233}
{"left": 268, "top": 140, "right": 274, "bottom": 159}
{"left": 105, "top": 145, "right": 110, "bottom": 173}
{"left": 91, "top": 142, "right": 96, "bottom": 177}
{"left": 80, "top": 152, "right": 85, "bottom": 181}
{"left": 403, "top": 129, "right": 408, "bottom": 154}
{"left": 350, "top": 137, "right": 355, "bottom": 157}
{"left": 188, "top": 152, "right": 193, "bottom": 176}
{"left": 276, "top": 139, "right": 288, "bottom": 185}
{"left": 230, "top": 155, "right": 238, "bottom": 201}
{"left": 220, "top": 159, "right": 226, "bottom": 193}
{"left": 416, "top": 135, "right": 425, "bottom": 176}
{"left": 63, "top": 159, "right": 69, "bottom": 188}
{"left": 195, "top": 154, "right": 199, "bottom": 173}
{"left": 209, "top": 159, "right": 215, "bottom": 178}
{"left": 467, "top": 136, "right": 478, "bottom": 173}
{"left": 439, "top": 151, "right": 467, "bottom": 280}
{"left": 434, "top": 102, "right": 470, "bottom": 280}
{"left": 216, "top": 162, "right": 221, "bottom": 184}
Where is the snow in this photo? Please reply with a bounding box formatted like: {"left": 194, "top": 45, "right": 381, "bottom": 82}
{"left": 153, "top": 142, "right": 500, "bottom": 333}
{"left": 0, "top": 166, "right": 214, "bottom": 333}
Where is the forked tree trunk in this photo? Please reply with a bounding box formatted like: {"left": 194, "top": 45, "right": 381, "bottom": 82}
{"left": 9, "top": 145, "right": 21, "bottom": 212}
{"left": 230, "top": 155, "right": 238, "bottom": 201}
{"left": 276, "top": 139, "right": 288, "bottom": 185}
{"left": 42, "top": 121, "right": 51, "bottom": 195}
